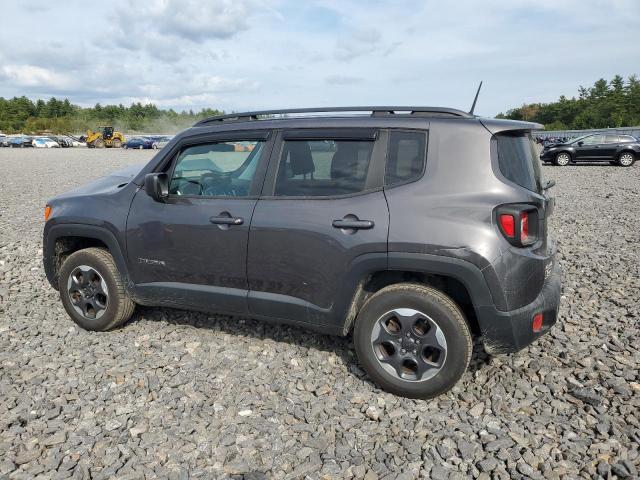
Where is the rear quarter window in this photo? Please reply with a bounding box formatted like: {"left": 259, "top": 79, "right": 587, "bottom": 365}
{"left": 496, "top": 133, "right": 541, "bottom": 192}
{"left": 385, "top": 131, "right": 427, "bottom": 186}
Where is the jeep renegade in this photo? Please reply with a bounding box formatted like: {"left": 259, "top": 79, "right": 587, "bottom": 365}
{"left": 43, "top": 106, "right": 561, "bottom": 398}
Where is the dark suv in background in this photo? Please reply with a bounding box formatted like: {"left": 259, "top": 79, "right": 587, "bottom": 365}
{"left": 540, "top": 133, "right": 639, "bottom": 166}
{"left": 43, "top": 106, "right": 561, "bottom": 398}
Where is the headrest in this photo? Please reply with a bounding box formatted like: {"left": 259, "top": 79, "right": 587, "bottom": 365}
{"left": 285, "top": 142, "right": 315, "bottom": 176}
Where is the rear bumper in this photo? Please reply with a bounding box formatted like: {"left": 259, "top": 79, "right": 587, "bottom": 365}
{"left": 476, "top": 260, "right": 562, "bottom": 354}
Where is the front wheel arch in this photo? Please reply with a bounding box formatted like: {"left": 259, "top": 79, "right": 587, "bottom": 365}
{"left": 44, "top": 224, "right": 131, "bottom": 292}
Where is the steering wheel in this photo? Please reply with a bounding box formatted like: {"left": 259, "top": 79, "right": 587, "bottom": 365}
{"left": 201, "top": 173, "right": 234, "bottom": 196}
{"left": 175, "top": 179, "right": 203, "bottom": 196}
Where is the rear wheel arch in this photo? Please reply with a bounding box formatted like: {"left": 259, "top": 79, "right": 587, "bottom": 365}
{"left": 342, "top": 254, "right": 494, "bottom": 336}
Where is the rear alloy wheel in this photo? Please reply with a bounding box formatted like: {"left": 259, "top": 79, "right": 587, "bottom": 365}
{"left": 618, "top": 152, "right": 635, "bottom": 167}
{"left": 354, "top": 283, "right": 472, "bottom": 399}
{"left": 58, "top": 248, "right": 135, "bottom": 331}
{"left": 554, "top": 152, "right": 571, "bottom": 166}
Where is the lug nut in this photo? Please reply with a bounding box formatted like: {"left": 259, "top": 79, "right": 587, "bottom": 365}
{"left": 401, "top": 349, "right": 406, "bottom": 354}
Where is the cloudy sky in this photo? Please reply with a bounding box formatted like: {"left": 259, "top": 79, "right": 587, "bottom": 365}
{"left": 0, "top": 0, "right": 638, "bottom": 116}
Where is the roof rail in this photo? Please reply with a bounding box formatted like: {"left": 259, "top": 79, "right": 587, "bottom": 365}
{"left": 194, "top": 106, "right": 473, "bottom": 126}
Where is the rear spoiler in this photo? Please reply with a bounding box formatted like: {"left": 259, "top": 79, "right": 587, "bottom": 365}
{"left": 480, "top": 118, "right": 544, "bottom": 135}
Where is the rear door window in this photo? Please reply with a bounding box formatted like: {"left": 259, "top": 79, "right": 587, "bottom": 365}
{"left": 274, "top": 139, "right": 374, "bottom": 196}
{"left": 604, "top": 135, "right": 620, "bottom": 144}
{"left": 385, "top": 131, "right": 427, "bottom": 186}
{"left": 496, "top": 133, "right": 542, "bottom": 192}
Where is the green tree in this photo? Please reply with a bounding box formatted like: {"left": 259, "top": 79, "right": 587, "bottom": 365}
{"left": 496, "top": 74, "right": 640, "bottom": 129}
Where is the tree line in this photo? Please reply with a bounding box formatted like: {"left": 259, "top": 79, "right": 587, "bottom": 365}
{"left": 2, "top": 74, "right": 638, "bottom": 134}
{"left": 0, "top": 97, "right": 223, "bottom": 134}
{"left": 496, "top": 74, "right": 640, "bottom": 130}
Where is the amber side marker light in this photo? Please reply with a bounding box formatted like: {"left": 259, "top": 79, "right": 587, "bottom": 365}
{"left": 44, "top": 205, "right": 52, "bottom": 221}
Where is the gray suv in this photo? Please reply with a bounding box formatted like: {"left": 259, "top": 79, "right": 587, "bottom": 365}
{"left": 43, "top": 106, "right": 561, "bottom": 398}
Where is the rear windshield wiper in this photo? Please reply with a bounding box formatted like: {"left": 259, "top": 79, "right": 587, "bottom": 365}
{"left": 542, "top": 179, "right": 556, "bottom": 190}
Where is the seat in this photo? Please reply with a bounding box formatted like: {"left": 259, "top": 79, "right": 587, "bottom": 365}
{"left": 330, "top": 143, "right": 360, "bottom": 179}
{"left": 285, "top": 142, "right": 315, "bottom": 177}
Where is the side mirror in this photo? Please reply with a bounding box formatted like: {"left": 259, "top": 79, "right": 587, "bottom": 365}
{"left": 144, "top": 173, "right": 169, "bottom": 202}
{"left": 577, "top": 141, "right": 584, "bottom": 146}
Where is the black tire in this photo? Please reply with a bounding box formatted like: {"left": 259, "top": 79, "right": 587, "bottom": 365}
{"left": 58, "top": 248, "right": 135, "bottom": 331}
{"left": 554, "top": 152, "right": 571, "bottom": 166}
{"left": 354, "top": 283, "right": 472, "bottom": 399}
{"left": 617, "top": 151, "right": 635, "bottom": 167}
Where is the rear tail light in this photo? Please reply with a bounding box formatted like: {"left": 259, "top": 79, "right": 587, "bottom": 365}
{"left": 496, "top": 205, "right": 538, "bottom": 247}
{"left": 532, "top": 313, "right": 543, "bottom": 332}
{"left": 499, "top": 214, "right": 515, "bottom": 238}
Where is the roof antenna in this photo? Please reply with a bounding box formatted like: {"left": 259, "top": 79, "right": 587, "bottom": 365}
{"left": 469, "top": 81, "right": 483, "bottom": 115}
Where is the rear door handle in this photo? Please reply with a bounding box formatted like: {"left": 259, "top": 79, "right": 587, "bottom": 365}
{"left": 210, "top": 215, "right": 243, "bottom": 225}
{"left": 332, "top": 219, "right": 374, "bottom": 229}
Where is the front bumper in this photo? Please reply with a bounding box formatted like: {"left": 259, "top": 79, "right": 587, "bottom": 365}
{"left": 540, "top": 150, "right": 554, "bottom": 161}
{"left": 476, "top": 260, "right": 562, "bottom": 354}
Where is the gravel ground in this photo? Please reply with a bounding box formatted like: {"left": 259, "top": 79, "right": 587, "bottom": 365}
{"left": 0, "top": 148, "right": 638, "bottom": 480}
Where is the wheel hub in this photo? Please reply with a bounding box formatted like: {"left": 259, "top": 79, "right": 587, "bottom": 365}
{"left": 370, "top": 308, "right": 447, "bottom": 382}
{"left": 67, "top": 265, "right": 108, "bottom": 320}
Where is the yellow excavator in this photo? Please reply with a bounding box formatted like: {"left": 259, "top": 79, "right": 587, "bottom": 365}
{"left": 85, "top": 126, "right": 125, "bottom": 148}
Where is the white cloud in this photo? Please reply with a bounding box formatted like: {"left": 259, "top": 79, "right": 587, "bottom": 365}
{"left": 0, "top": 0, "right": 638, "bottom": 115}
{"left": 335, "top": 28, "right": 383, "bottom": 61}
{"left": 0, "top": 65, "right": 76, "bottom": 90}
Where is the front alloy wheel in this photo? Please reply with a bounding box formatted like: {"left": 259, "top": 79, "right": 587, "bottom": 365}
{"left": 67, "top": 265, "right": 109, "bottom": 320}
{"left": 555, "top": 152, "right": 571, "bottom": 166}
{"left": 59, "top": 248, "right": 135, "bottom": 331}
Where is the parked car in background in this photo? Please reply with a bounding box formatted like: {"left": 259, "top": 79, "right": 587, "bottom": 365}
{"left": 33, "top": 137, "right": 61, "bottom": 148}
{"left": 152, "top": 136, "right": 172, "bottom": 149}
{"left": 64, "top": 135, "right": 86, "bottom": 147}
{"left": 124, "top": 137, "right": 154, "bottom": 149}
{"left": 50, "top": 136, "right": 73, "bottom": 147}
{"left": 540, "top": 133, "right": 639, "bottom": 166}
{"left": 0, "top": 135, "right": 8, "bottom": 147}
{"left": 9, "top": 136, "right": 34, "bottom": 148}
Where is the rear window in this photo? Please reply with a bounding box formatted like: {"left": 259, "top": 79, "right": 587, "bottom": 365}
{"left": 496, "top": 133, "right": 542, "bottom": 192}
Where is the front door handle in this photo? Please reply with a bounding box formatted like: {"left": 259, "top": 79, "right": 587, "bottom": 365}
{"left": 332, "top": 219, "right": 374, "bottom": 230}
{"left": 210, "top": 215, "right": 243, "bottom": 225}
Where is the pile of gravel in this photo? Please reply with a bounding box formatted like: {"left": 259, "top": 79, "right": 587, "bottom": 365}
{"left": 0, "top": 149, "right": 638, "bottom": 479}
